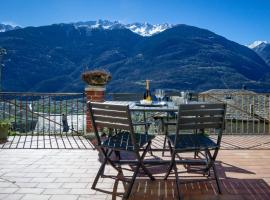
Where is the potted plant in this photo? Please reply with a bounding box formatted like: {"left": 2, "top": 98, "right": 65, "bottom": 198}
{"left": 81, "top": 70, "right": 112, "bottom": 136}
{"left": 0, "top": 119, "right": 10, "bottom": 141}
{"left": 81, "top": 70, "right": 111, "bottom": 86}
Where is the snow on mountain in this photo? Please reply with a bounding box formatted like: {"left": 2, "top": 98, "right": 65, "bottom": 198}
{"left": 0, "top": 23, "right": 21, "bottom": 32}
{"left": 74, "top": 20, "right": 125, "bottom": 30}
{"left": 249, "top": 40, "right": 270, "bottom": 66}
{"left": 125, "top": 22, "right": 173, "bottom": 36}
{"left": 248, "top": 40, "right": 268, "bottom": 49}
{"left": 73, "top": 20, "right": 173, "bottom": 36}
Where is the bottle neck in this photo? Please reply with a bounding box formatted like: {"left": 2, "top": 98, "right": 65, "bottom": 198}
{"left": 146, "top": 80, "right": 149, "bottom": 90}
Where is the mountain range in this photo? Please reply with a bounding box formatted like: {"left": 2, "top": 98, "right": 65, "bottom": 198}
{"left": 0, "top": 20, "right": 270, "bottom": 93}
{"left": 0, "top": 20, "right": 172, "bottom": 37}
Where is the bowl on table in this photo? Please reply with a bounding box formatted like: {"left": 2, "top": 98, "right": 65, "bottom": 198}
{"left": 140, "top": 99, "right": 152, "bottom": 105}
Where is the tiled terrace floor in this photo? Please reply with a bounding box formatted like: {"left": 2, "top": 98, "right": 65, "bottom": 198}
{"left": 1, "top": 135, "right": 270, "bottom": 150}
{"left": 0, "top": 147, "right": 270, "bottom": 200}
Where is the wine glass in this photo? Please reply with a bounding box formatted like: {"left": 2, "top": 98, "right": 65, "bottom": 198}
{"left": 160, "top": 89, "right": 165, "bottom": 102}
{"left": 181, "top": 91, "right": 188, "bottom": 104}
{"left": 155, "top": 89, "right": 161, "bottom": 102}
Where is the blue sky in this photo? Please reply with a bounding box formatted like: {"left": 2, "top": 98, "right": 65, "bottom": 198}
{"left": 0, "top": 0, "right": 269, "bottom": 45}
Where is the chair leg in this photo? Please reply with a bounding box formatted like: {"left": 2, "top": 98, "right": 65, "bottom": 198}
{"left": 123, "top": 141, "right": 155, "bottom": 199}
{"left": 123, "top": 163, "right": 141, "bottom": 200}
{"left": 162, "top": 120, "right": 169, "bottom": 157}
{"left": 172, "top": 154, "right": 182, "bottom": 200}
{"left": 92, "top": 149, "right": 122, "bottom": 190}
{"left": 168, "top": 140, "right": 173, "bottom": 154}
{"left": 102, "top": 150, "right": 122, "bottom": 173}
{"left": 205, "top": 149, "right": 222, "bottom": 194}
{"left": 162, "top": 136, "right": 167, "bottom": 156}
{"left": 92, "top": 157, "right": 107, "bottom": 189}
{"left": 144, "top": 122, "right": 153, "bottom": 156}
{"left": 115, "top": 150, "right": 121, "bottom": 160}
{"left": 212, "top": 163, "right": 222, "bottom": 194}
{"left": 147, "top": 136, "right": 153, "bottom": 156}
{"left": 164, "top": 140, "right": 174, "bottom": 180}
{"left": 138, "top": 141, "right": 155, "bottom": 180}
{"left": 164, "top": 161, "right": 174, "bottom": 180}
{"left": 140, "top": 163, "right": 155, "bottom": 180}
{"left": 194, "top": 151, "right": 198, "bottom": 158}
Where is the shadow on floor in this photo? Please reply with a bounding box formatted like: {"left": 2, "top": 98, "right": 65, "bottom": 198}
{"left": 93, "top": 160, "right": 270, "bottom": 200}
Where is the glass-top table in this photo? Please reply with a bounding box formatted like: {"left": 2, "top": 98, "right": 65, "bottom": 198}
{"left": 104, "top": 100, "right": 202, "bottom": 112}
{"left": 105, "top": 101, "right": 177, "bottom": 111}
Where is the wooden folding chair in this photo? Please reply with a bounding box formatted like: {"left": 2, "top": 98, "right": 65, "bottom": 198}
{"left": 161, "top": 92, "right": 199, "bottom": 156}
{"left": 164, "top": 103, "right": 226, "bottom": 199}
{"left": 88, "top": 101, "right": 155, "bottom": 199}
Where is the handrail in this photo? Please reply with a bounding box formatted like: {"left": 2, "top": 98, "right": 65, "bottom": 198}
{"left": 0, "top": 92, "right": 84, "bottom": 96}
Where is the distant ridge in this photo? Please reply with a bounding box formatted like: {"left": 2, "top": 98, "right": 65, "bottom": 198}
{"left": 1, "top": 22, "right": 270, "bottom": 92}
{"left": 0, "top": 20, "right": 173, "bottom": 36}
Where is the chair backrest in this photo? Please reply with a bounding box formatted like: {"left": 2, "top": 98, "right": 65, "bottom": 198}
{"left": 88, "top": 101, "right": 135, "bottom": 146}
{"left": 176, "top": 103, "right": 226, "bottom": 132}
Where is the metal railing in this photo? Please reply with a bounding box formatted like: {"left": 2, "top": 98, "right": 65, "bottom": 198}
{"left": 199, "top": 92, "right": 270, "bottom": 135}
{"left": 107, "top": 91, "right": 270, "bottom": 135}
{"left": 1, "top": 91, "right": 270, "bottom": 149}
{"left": 0, "top": 92, "right": 92, "bottom": 149}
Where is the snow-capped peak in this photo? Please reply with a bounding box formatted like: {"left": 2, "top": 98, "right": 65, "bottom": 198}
{"left": 125, "top": 22, "right": 173, "bottom": 36}
{"left": 73, "top": 20, "right": 173, "bottom": 36}
{"left": 0, "top": 23, "right": 21, "bottom": 32}
{"left": 248, "top": 40, "right": 268, "bottom": 49}
{"left": 74, "top": 20, "right": 125, "bottom": 30}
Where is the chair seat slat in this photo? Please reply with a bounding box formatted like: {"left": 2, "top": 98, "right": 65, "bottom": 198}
{"left": 179, "top": 122, "right": 222, "bottom": 130}
{"left": 102, "top": 131, "right": 155, "bottom": 151}
{"left": 179, "top": 103, "right": 225, "bottom": 110}
{"left": 180, "top": 109, "right": 224, "bottom": 116}
{"left": 168, "top": 134, "right": 218, "bottom": 150}
{"left": 179, "top": 116, "right": 224, "bottom": 124}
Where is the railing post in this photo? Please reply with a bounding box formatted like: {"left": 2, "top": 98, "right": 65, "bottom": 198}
{"left": 85, "top": 86, "right": 105, "bottom": 132}
{"left": 250, "top": 104, "right": 254, "bottom": 115}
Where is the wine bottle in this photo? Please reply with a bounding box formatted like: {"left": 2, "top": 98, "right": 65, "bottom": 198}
{"left": 143, "top": 80, "right": 152, "bottom": 101}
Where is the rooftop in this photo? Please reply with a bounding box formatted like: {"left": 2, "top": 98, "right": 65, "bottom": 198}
{"left": 200, "top": 89, "right": 256, "bottom": 95}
